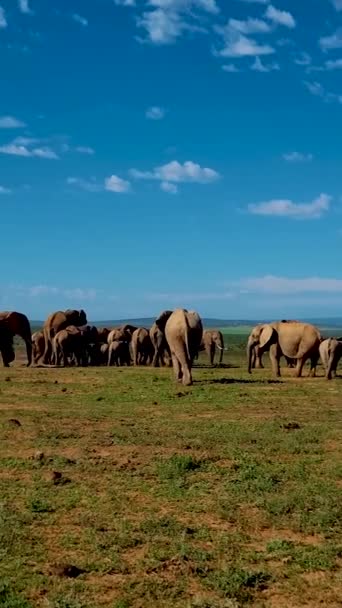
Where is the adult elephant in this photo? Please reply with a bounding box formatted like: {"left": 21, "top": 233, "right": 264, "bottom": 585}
{"left": 32, "top": 331, "right": 45, "bottom": 365}
{"left": 155, "top": 309, "right": 203, "bottom": 386}
{"left": 319, "top": 338, "right": 342, "bottom": 380}
{"left": 150, "top": 320, "right": 171, "bottom": 367}
{"left": 108, "top": 340, "right": 131, "bottom": 367}
{"left": 249, "top": 340, "right": 296, "bottom": 370}
{"left": 131, "top": 328, "right": 153, "bottom": 365}
{"left": 0, "top": 320, "right": 15, "bottom": 367}
{"left": 247, "top": 321, "right": 321, "bottom": 378}
{"left": 107, "top": 324, "right": 137, "bottom": 345}
{"left": 40, "top": 309, "right": 87, "bottom": 364}
{"left": 0, "top": 311, "right": 32, "bottom": 366}
{"left": 202, "top": 330, "right": 225, "bottom": 365}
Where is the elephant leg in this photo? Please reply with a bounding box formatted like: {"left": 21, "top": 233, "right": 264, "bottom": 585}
{"left": 210, "top": 343, "right": 215, "bottom": 366}
{"left": 295, "top": 357, "right": 306, "bottom": 378}
{"left": 309, "top": 352, "right": 319, "bottom": 377}
{"left": 269, "top": 344, "right": 281, "bottom": 377}
{"left": 171, "top": 353, "right": 182, "bottom": 383}
{"left": 25, "top": 339, "right": 32, "bottom": 367}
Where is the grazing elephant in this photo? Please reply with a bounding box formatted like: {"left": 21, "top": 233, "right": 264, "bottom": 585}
{"left": 131, "top": 328, "right": 153, "bottom": 365}
{"left": 32, "top": 331, "right": 45, "bottom": 365}
{"left": 156, "top": 309, "right": 203, "bottom": 386}
{"left": 247, "top": 321, "right": 321, "bottom": 378}
{"left": 319, "top": 338, "right": 342, "bottom": 380}
{"left": 150, "top": 320, "right": 171, "bottom": 367}
{"left": 40, "top": 309, "right": 87, "bottom": 364}
{"left": 0, "top": 320, "right": 15, "bottom": 367}
{"left": 202, "top": 330, "right": 225, "bottom": 365}
{"left": 0, "top": 311, "right": 32, "bottom": 366}
{"left": 108, "top": 340, "right": 131, "bottom": 366}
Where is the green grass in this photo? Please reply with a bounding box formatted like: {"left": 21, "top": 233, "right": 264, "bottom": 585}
{"left": 0, "top": 337, "right": 342, "bottom": 607}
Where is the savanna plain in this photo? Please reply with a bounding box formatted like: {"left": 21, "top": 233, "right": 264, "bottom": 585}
{"left": 1, "top": 329, "right": 342, "bottom": 608}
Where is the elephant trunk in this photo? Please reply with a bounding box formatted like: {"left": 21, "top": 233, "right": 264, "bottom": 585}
{"left": 247, "top": 340, "right": 254, "bottom": 374}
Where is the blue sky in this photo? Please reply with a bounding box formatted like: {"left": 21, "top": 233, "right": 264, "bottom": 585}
{"left": 0, "top": 0, "right": 342, "bottom": 320}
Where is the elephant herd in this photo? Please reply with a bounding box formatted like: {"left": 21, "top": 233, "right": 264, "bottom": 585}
{"left": 0, "top": 309, "right": 341, "bottom": 384}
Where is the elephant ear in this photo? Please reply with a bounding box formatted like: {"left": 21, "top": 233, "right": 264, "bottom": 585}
{"left": 259, "top": 325, "right": 276, "bottom": 349}
{"left": 155, "top": 310, "right": 173, "bottom": 332}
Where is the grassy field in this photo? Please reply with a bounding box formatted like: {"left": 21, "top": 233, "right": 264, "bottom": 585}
{"left": 1, "top": 333, "right": 342, "bottom": 608}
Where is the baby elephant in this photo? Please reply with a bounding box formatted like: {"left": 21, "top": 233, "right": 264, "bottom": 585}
{"left": 319, "top": 338, "right": 342, "bottom": 380}
{"left": 107, "top": 341, "right": 131, "bottom": 366}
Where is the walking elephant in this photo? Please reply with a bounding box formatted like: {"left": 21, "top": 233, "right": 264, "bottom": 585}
{"left": 0, "top": 320, "right": 15, "bottom": 367}
{"left": 32, "top": 331, "right": 45, "bottom": 365}
{"left": 108, "top": 340, "right": 131, "bottom": 366}
{"left": 319, "top": 338, "right": 342, "bottom": 380}
{"left": 155, "top": 309, "right": 203, "bottom": 386}
{"left": 131, "top": 328, "right": 153, "bottom": 365}
{"left": 202, "top": 330, "right": 225, "bottom": 365}
{"left": 247, "top": 321, "right": 321, "bottom": 378}
{"left": 40, "top": 309, "right": 87, "bottom": 364}
{"left": 249, "top": 340, "right": 296, "bottom": 370}
{"left": 0, "top": 311, "right": 32, "bottom": 366}
{"left": 150, "top": 320, "right": 171, "bottom": 367}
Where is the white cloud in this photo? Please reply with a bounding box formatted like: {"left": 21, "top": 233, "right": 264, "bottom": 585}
{"left": 105, "top": 175, "right": 131, "bottom": 193}
{"left": 161, "top": 181, "right": 178, "bottom": 193}
{"left": 251, "top": 56, "right": 280, "bottom": 72}
{"left": 283, "top": 151, "right": 313, "bottom": 162}
{"left": 222, "top": 63, "right": 240, "bottom": 72}
{"left": 18, "top": 0, "right": 33, "bottom": 15}
{"left": 215, "top": 23, "right": 274, "bottom": 58}
{"left": 0, "top": 142, "right": 59, "bottom": 159}
{"left": 228, "top": 17, "right": 271, "bottom": 35}
{"left": 248, "top": 193, "right": 331, "bottom": 220}
{"left": 146, "top": 106, "right": 166, "bottom": 120}
{"left": 137, "top": 0, "right": 219, "bottom": 45}
{"left": 325, "top": 58, "right": 342, "bottom": 70}
{"left": 294, "top": 52, "right": 311, "bottom": 66}
{"left": 265, "top": 5, "right": 296, "bottom": 29}
{"left": 331, "top": 0, "right": 342, "bottom": 10}
{"left": 75, "top": 146, "right": 95, "bottom": 155}
{"left": 238, "top": 0, "right": 268, "bottom": 3}
{"left": 0, "top": 115, "right": 26, "bottom": 129}
{"left": 238, "top": 275, "right": 342, "bottom": 294}
{"left": 303, "top": 80, "right": 342, "bottom": 104}
{"left": 0, "top": 185, "right": 11, "bottom": 194}
{"left": 67, "top": 177, "right": 102, "bottom": 192}
{"left": 320, "top": 29, "right": 342, "bottom": 51}
{"left": 0, "top": 6, "right": 7, "bottom": 28}
{"left": 114, "top": 0, "right": 136, "bottom": 5}
{"left": 14, "top": 284, "right": 98, "bottom": 301}
{"left": 146, "top": 291, "right": 234, "bottom": 302}
{"left": 72, "top": 13, "right": 88, "bottom": 27}
{"left": 130, "top": 160, "right": 220, "bottom": 184}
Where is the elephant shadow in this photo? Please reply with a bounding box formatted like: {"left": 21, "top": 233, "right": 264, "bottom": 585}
{"left": 199, "top": 378, "right": 283, "bottom": 385}
{"left": 194, "top": 363, "right": 240, "bottom": 370}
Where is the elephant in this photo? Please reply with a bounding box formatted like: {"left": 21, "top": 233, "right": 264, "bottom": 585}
{"left": 40, "top": 309, "right": 87, "bottom": 364}
{"left": 52, "top": 326, "right": 83, "bottom": 367}
{"left": 249, "top": 341, "right": 296, "bottom": 370}
{"left": 155, "top": 309, "right": 203, "bottom": 386}
{"left": 107, "top": 325, "right": 137, "bottom": 345}
{"left": 97, "top": 327, "right": 110, "bottom": 344}
{"left": 149, "top": 320, "right": 171, "bottom": 367}
{"left": 131, "top": 328, "right": 153, "bottom": 365}
{"left": 247, "top": 321, "right": 321, "bottom": 378}
{"left": 99, "top": 343, "right": 109, "bottom": 365}
{"left": 201, "top": 330, "right": 225, "bottom": 365}
{"left": 108, "top": 340, "right": 131, "bottom": 366}
{"left": 319, "top": 338, "right": 342, "bottom": 380}
{"left": 32, "top": 331, "right": 45, "bottom": 365}
{"left": 0, "top": 320, "right": 15, "bottom": 367}
{"left": 0, "top": 311, "right": 32, "bottom": 366}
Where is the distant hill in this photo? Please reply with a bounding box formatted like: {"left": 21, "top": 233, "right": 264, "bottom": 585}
{"left": 30, "top": 317, "right": 342, "bottom": 330}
